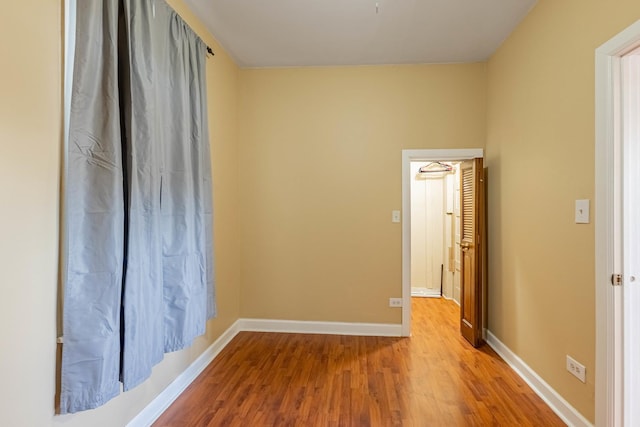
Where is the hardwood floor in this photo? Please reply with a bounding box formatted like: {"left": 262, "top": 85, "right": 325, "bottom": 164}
{"left": 153, "top": 298, "right": 565, "bottom": 426}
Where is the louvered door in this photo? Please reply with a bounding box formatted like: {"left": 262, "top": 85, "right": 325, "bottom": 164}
{"left": 460, "top": 158, "right": 484, "bottom": 347}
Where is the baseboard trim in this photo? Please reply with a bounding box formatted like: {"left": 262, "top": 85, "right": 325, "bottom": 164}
{"left": 441, "top": 294, "right": 460, "bottom": 306}
{"left": 238, "top": 318, "right": 402, "bottom": 337}
{"left": 485, "top": 330, "right": 593, "bottom": 427}
{"left": 126, "top": 320, "right": 242, "bottom": 427}
{"left": 411, "top": 287, "right": 441, "bottom": 298}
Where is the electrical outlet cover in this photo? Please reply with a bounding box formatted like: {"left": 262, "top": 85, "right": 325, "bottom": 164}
{"left": 389, "top": 298, "right": 403, "bottom": 307}
{"left": 566, "top": 355, "right": 586, "bottom": 383}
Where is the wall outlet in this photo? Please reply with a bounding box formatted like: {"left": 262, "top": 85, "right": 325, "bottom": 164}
{"left": 566, "top": 355, "right": 586, "bottom": 383}
{"left": 389, "top": 298, "right": 403, "bottom": 308}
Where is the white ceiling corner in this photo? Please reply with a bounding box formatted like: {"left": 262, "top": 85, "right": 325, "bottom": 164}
{"left": 185, "top": 0, "right": 537, "bottom": 68}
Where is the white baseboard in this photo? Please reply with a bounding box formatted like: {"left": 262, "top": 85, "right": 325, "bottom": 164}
{"left": 441, "top": 294, "right": 461, "bottom": 306}
{"left": 126, "top": 321, "right": 241, "bottom": 427}
{"left": 238, "top": 318, "right": 402, "bottom": 337}
{"left": 485, "top": 330, "right": 593, "bottom": 427}
{"left": 411, "top": 287, "right": 441, "bottom": 298}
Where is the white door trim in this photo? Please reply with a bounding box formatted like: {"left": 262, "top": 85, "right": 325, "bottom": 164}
{"left": 595, "top": 19, "right": 640, "bottom": 427}
{"left": 401, "top": 149, "right": 483, "bottom": 336}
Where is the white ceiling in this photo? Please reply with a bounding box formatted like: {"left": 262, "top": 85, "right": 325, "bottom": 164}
{"left": 185, "top": 0, "right": 537, "bottom": 68}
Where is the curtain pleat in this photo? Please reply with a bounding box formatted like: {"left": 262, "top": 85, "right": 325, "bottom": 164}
{"left": 61, "top": 0, "right": 124, "bottom": 414}
{"left": 161, "top": 6, "right": 215, "bottom": 353}
{"left": 61, "top": 0, "right": 214, "bottom": 413}
{"left": 119, "top": 0, "right": 165, "bottom": 391}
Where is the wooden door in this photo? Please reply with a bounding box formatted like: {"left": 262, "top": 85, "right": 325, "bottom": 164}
{"left": 460, "top": 158, "right": 485, "bottom": 347}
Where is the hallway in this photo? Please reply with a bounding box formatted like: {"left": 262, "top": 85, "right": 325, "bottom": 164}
{"left": 154, "top": 298, "right": 565, "bottom": 426}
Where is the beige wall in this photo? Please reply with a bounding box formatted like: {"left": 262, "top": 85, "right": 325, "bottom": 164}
{"left": 238, "top": 64, "right": 486, "bottom": 323}
{"left": 0, "top": 1, "right": 62, "bottom": 426}
{"left": 486, "top": 0, "right": 640, "bottom": 422}
{"left": 7, "top": 0, "right": 640, "bottom": 424}
{"left": 0, "top": 1, "right": 240, "bottom": 426}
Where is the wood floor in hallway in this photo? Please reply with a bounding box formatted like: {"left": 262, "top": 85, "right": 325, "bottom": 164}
{"left": 153, "top": 298, "right": 565, "bottom": 426}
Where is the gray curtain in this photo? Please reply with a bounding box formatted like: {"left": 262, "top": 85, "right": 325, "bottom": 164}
{"left": 61, "top": 0, "right": 215, "bottom": 414}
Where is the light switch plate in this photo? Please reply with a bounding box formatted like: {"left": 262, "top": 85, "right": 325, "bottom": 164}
{"left": 575, "top": 199, "right": 590, "bottom": 224}
{"left": 392, "top": 210, "right": 401, "bottom": 223}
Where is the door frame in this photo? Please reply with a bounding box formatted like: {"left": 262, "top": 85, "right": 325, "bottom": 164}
{"left": 401, "top": 149, "right": 483, "bottom": 337}
{"left": 595, "top": 19, "right": 640, "bottom": 427}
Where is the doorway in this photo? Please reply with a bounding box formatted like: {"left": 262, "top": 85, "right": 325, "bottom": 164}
{"left": 595, "top": 19, "right": 640, "bottom": 426}
{"left": 401, "top": 149, "right": 483, "bottom": 338}
{"left": 409, "top": 160, "right": 461, "bottom": 302}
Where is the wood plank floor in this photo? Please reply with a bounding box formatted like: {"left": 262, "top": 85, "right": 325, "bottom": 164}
{"left": 153, "top": 298, "right": 565, "bottom": 426}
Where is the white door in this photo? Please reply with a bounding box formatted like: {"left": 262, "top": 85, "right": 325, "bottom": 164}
{"left": 622, "top": 49, "right": 640, "bottom": 427}
{"left": 595, "top": 21, "right": 640, "bottom": 426}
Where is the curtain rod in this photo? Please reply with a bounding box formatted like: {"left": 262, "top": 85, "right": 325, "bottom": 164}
{"left": 206, "top": 46, "right": 215, "bottom": 57}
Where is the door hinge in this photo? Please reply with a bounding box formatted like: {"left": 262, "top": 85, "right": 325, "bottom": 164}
{"left": 611, "top": 274, "right": 623, "bottom": 286}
